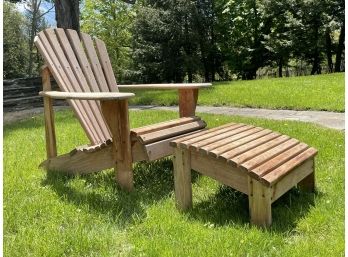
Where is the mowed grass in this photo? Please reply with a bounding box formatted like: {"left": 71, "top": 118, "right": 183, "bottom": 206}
{"left": 123, "top": 73, "right": 345, "bottom": 112}
{"left": 4, "top": 110, "right": 344, "bottom": 256}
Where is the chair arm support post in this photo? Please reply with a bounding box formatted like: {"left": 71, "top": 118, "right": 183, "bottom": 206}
{"left": 178, "top": 88, "right": 198, "bottom": 117}
{"left": 41, "top": 66, "right": 57, "bottom": 158}
{"left": 100, "top": 99, "right": 133, "bottom": 191}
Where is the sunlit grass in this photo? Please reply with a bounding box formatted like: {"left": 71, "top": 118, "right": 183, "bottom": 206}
{"left": 123, "top": 73, "right": 344, "bottom": 112}
{"left": 4, "top": 109, "right": 344, "bottom": 256}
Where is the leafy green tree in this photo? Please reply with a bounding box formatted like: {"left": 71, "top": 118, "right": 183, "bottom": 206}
{"left": 81, "top": 0, "right": 136, "bottom": 83}
{"left": 24, "top": 0, "right": 52, "bottom": 76}
{"left": 3, "top": 1, "right": 29, "bottom": 79}
{"left": 219, "top": 0, "right": 271, "bottom": 79}
{"left": 133, "top": 0, "right": 223, "bottom": 83}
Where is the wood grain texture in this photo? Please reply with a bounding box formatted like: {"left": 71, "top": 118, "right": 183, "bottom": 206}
{"left": 44, "top": 28, "right": 107, "bottom": 142}
{"left": 261, "top": 148, "right": 317, "bottom": 186}
{"left": 143, "top": 130, "right": 205, "bottom": 161}
{"left": 179, "top": 88, "right": 198, "bottom": 117}
{"left": 173, "top": 148, "right": 193, "bottom": 210}
{"left": 54, "top": 28, "right": 111, "bottom": 140}
{"left": 190, "top": 151, "right": 249, "bottom": 194}
{"left": 248, "top": 178, "right": 272, "bottom": 227}
{"left": 241, "top": 138, "right": 300, "bottom": 172}
{"left": 35, "top": 32, "right": 96, "bottom": 143}
{"left": 101, "top": 100, "right": 133, "bottom": 191}
{"left": 137, "top": 120, "right": 207, "bottom": 144}
{"left": 192, "top": 125, "right": 256, "bottom": 152}
{"left": 271, "top": 158, "right": 314, "bottom": 202}
{"left": 42, "top": 66, "right": 57, "bottom": 158}
{"left": 221, "top": 133, "right": 280, "bottom": 160}
{"left": 65, "top": 29, "right": 103, "bottom": 93}
{"left": 39, "top": 91, "right": 135, "bottom": 100}
{"left": 177, "top": 123, "right": 245, "bottom": 149}
{"left": 94, "top": 37, "right": 119, "bottom": 92}
{"left": 249, "top": 143, "right": 309, "bottom": 179}
{"left": 80, "top": 32, "right": 109, "bottom": 92}
{"left": 212, "top": 129, "right": 272, "bottom": 158}
{"left": 230, "top": 135, "right": 290, "bottom": 166}
{"left": 131, "top": 116, "right": 200, "bottom": 136}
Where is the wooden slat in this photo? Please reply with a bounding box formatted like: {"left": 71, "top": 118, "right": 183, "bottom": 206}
{"left": 170, "top": 123, "right": 238, "bottom": 147}
{"left": 179, "top": 123, "right": 247, "bottom": 149}
{"left": 94, "top": 37, "right": 118, "bottom": 92}
{"left": 230, "top": 135, "right": 290, "bottom": 166}
{"left": 271, "top": 159, "right": 314, "bottom": 202}
{"left": 138, "top": 120, "right": 206, "bottom": 144}
{"left": 65, "top": 29, "right": 102, "bottom": 93}
{"left": 240, "top": 138, "right": 300, "bottom": 172}
{"left": 80, "top": 32, "right": 109, "bottom": 92}
{"left": 208, "top": 128, "right": 271, "bottom": 158}
{"left": 249, "top": 143, "right": 309, "bottom": 179}
{"left": 261, "top": 148, "right": 317, "bottom": 186}
{"left": 144, "top": 129, "right": 206, "bottom": 161}
{"left": 35, "top": 33, "right": 97, "bottom": 143}
{"left": 131, "top": 116, "right": 201, "bottom": 136}
{"left": 67, "top": 30, "right": 119, "bottom": 144}
{"left": 222, "top": 132, "right": 281, "bottom": 161}
{"left": 54, "top": 29, "right": 112, "bottom": 140}
{"left": 194, "top": 125, "right": 257, "bottom": 152}
{"left": 44, "top": 29, "right": 106, "bottom": 142}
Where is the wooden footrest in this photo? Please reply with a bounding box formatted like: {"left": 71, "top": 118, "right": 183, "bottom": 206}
{"left": 171, "top": 122, "right": 317, "bottom": 227}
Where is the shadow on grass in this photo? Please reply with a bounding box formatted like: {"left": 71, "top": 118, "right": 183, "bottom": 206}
{"left": 188, "top": 185, "right": 320, "bottom": 233}
{"left": 41, "top": 158, "right": 198, "bottom": 227}
{"left": 41, "top": 156, "right": 319, "bottom": 232}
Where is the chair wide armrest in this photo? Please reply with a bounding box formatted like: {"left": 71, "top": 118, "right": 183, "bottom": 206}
{"left": 117, "top": 83, "right": 211, "bottom": 90}
{"left": 39, "top": 91, "right": 135, "bottom": 100}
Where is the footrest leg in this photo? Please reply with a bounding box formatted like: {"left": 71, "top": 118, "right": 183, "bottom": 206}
{"left": 174, "top": 148, "right": 192, "bottom": 211}
{"left": 248, "top": 178, "right": 272, "bottom": 227}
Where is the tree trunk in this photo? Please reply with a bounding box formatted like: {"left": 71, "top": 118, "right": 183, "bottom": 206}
{"left": 55, "top": 0, "right": 80, "bottom": 32}
{"left": 27, "top": 0, "right": 40, "bottom": 77}
{"left": 311, "top": 53, "right": 321, "bottom": 75}
{"left": 334, "top": 23, "right": 345, "bottom": 72}
{"left": 278, "top": 57, "right": 283, "bottom": 77}
{"left": 325, "top": 28, "right": 333, "bottom": 73}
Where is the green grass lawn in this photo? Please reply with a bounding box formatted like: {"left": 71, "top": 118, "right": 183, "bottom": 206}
{"left": 123, "top": 73, "right": 345, "bottom": 112}
{"left": 4, "top": 110, "right": 344, "bottom": 256}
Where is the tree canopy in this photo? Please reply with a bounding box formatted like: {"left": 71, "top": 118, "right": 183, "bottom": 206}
{"left": 4, "top": 0, "right": 345, "bottom": 81}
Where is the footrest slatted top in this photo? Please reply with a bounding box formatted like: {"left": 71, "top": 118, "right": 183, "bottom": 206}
{"left": 170, "top": 122, "right": 318, "bottom": 227}
{"left": 170, "top": 122, "right": 317, "bottom": 187}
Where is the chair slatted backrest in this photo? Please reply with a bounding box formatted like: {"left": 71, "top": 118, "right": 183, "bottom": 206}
{"left": 34, "top": 28, "right": 119, "bottom": 145}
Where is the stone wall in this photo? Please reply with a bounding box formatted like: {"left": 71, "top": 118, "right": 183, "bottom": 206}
{"left": 3, "top": 77, "right": 67, "bottom": 112}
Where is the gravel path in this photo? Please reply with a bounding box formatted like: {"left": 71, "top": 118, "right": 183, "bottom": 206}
{"left": 4, "top": 105, "right": 345, "bottom": 131}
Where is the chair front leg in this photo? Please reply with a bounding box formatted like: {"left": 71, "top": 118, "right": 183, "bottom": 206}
{"left": 41, "top": 65, "right": 57, "bottom": 159}
{"left": 100, "top": 99, "right": 133, "bottom": 191}
{"left": 178, "top": 88, "right": 198, "bottom": 117}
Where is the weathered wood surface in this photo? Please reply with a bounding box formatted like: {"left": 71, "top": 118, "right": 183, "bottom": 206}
{"left": 39, "top": 91, "right": 135, "bottom": 100}
{"left": 172, "top": 122, "right": 317, "bottom": 227}
{"left": 42, "top": 67, "right": 57, "bottom": 159}
{"left": 171, "top": 122, "right": 317, "bottom": 187}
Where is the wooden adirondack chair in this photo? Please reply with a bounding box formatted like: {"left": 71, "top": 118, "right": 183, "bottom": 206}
{"left": 35, "top": 28, "right": 211, "bottom": 191}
